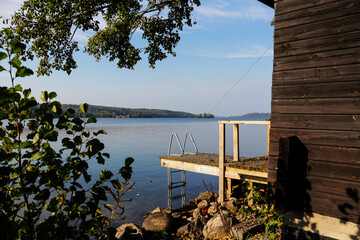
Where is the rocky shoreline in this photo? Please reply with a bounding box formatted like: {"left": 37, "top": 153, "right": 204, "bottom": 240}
{"left": 114, "top": 190, "right": 281, "bottom": 240}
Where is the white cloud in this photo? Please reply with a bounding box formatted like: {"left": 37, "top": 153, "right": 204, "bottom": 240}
{"left": 74, "top": 31, "right": 90, "bottom": 43}
{"left": 195, "top": 0, "right": 273, "bottom": 21}
{"left": 190, "top": 43, "right": 273, "bottom": 59}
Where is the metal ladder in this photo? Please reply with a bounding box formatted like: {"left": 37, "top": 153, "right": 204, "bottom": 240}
{"left": 167, "top": 132, "right": 198, "bottom": 210}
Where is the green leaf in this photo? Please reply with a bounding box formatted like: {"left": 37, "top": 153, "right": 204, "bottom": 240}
{"left": 96, "top": 154, "right": 105, "bottom": 165}
{"left": 4, "top": 28, "right": 11, "bottom": 37}
{"left": 23, "top": 89, "right": 31, "bottom": 99}
{"left": 16, "top": 66, "right": 34, "bottom": 77}
{"left": 33, "top": 133, "right": 40, "bottom": 144}
{"left": 100, "top": 170, "right": 113, "bottom": 181}
{"left": 10, "top": 56, "right": 21, "bottom": 68}
{"left": 52, "top": 105, "right": 58, "bottom": 113}
{"left": 49, "top": 92, "right": 57, "bottom": 99}
{"left": 119, "top": 166, "right": 132, "bottom": 181}
{"left": 14, "top": 84, "right": 23, "bottom": 92}
{"left": 29, "top": 151, "right": 46, "bottom": 161}
{"left": 0, "top": 66, "right": 5, "bottom": 72}
{"left": 74, "top": 135, "right": 82, "bottom": 145}
{"left": 125, "top": 157, "right": 134, "bottom": 167}
{"left": 40, "top": 91, "right": 48, "bottom": 102}
{"left": 82, "top": 130, "right": 90, "bottom": 138}
{"left": 0, "top": 52, "right": 7, "bottom": 61}
{"left": 34, "top": 189, "right": 50, "bottom": 201}
{"left": 0, "top": 128, "right": 5, "bottom": 138}
{"left": 87, "top": 117, "right": 97, "bottom": 124}
{"left": 64, "top": 108, "right": 75, "bottom": 117}
{"left": 83, "top": 171, "right": 91, "bottom": 183}
{"left": 94, "top": 129, "right": 107, "bottom": 136}
{"left": 80, "top": 103, "right": 89, "bottom": 114}
{"left": 110, "top": 179, "right": 121, "bottom": 190}
{"left": 11, "top": 41, "right": 26, "bottom": 54}
{"left": 19, "top": 141, "right": 31, "bottom": 150}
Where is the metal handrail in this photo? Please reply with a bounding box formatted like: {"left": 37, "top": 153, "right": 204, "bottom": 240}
{"left": 168, "top": 132, "right": 183, "bottom": 156}
{"left": 182, "top": 132, "right": 198, "bottom": 155}
{"left": 167, "top": 132, "right": 197, "bottom": 210}
{"left": 168, "top": 132, "right": 198, "bottom": 156}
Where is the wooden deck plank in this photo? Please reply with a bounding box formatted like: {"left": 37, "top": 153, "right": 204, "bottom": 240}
{"left": 159, "top": 153, "right": 268, "bottom": 184}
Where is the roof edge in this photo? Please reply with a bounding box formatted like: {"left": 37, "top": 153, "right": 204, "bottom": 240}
{"left": 257, "top": 0, "right": 274, "bottom": 9}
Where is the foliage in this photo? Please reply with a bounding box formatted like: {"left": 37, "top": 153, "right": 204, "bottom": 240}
{"left": 60, "top": 104, "right": 196, "bottom": 118}
{"left": 195, "top": 113, "right": 214, "bottom": 118}
{"left": 0, "top": 27, "right": 134, "bottom": 239}
{"left": 238, "top": 182, "right": 283, "bottom": 239}
{"left": 227, "top": 112, "right": 271, "bottom": 120}
{"left": 12, "top": 0, "right": 201, "bottom": 76}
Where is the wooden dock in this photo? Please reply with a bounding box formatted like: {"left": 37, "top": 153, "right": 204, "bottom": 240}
{"left": 161, "top": 120, "right": 270, "bottom": 203}
{"left": 160, "top": 153, "right": 268, "bottom": 184}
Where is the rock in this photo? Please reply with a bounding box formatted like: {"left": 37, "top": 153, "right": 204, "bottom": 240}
{"left": 229, "top": 197, "right": 239, "bottom": 205}
{"left": 142, "top": 212, "right": 172, "bottom": 232}
{"left": 231, "top": 219, "right": 264, "bottom": 240}
{"left": 177, "top": 217, "right": 205, "bottom": 239}
{"left": 115, "top": 223, "right": 143, "bottom": 240}
{"left": 171, "top": 212, "right": 181, "bottom": 219}
{"left": 223, "top": 198, "right": 239, "bottom": 212}
{"left": 220, "top": 210, "right": 230, "bottom": 216}
{"left": 177, "top": 224, "right": 189, "bottom": 236}
{"left": 208, "top": 205, "right": 218, "bottom": 214}
{"left": 203, "top": 214, "right": 232, "bottom": 239}
{"left": 196, "top": 192, "right": 217, "bottom": 204}
{"left": 197, "top": 200, "right": 209, "bottom": 209}
{"left": 151, "top": 207, "right": 170, "bottom": 214}
{"left": 192, "top": 208, "right": 201, "bottom": 219}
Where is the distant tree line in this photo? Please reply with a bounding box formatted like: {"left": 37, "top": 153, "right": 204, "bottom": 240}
{"left": 195, "top": 113, "right": 214, "bottom": 118}
{"left": 227, "top": 112, "right": 270, "bottom": 120}
{"left": 61, "top": 105, "right": 196, "bottom": 118}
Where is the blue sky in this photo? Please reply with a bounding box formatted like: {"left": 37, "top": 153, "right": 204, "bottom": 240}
{"left": 1, "top": 0, "right": 274, "bottom": 116}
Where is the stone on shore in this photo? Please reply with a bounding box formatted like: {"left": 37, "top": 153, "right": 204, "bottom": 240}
{"left": 196, "top": 191, "right": 217, "bottom": 204}
{"left": 197, "top": 199, "right": 209, "bottom": 209}
{"left": 202, "top": 214, "right": 231, "bottom": 239}
{"left": 115, "top": 223, "right": 143, "bottom": 240}
{"left": 192, "top": 208, "right": 201, "bottom": 219}
{"left": 177, "top": 217, "right": 205, "bottom": 239}
{"left": 142, "top": 212, "right": 172, "bottom": 232}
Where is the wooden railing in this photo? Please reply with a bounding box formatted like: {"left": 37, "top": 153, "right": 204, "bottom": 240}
{"left": 218, "top": 120, "right": 270, "bottom": 202}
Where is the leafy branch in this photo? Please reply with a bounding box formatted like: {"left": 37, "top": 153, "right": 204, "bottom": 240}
{"left": 0, "top": 27, "right": 134, "bottom": 240}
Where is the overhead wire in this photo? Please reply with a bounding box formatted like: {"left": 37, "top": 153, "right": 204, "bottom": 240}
{"left": 191, "top": 43, "right": 273, "bottom": 133}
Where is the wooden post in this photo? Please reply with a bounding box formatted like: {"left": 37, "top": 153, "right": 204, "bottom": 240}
{"left": 267, "top": 123, "right": 270, "bottom": 156}
{"left": 227, "top": 178, "right": 232, "bottom": 199}
{"left": 248, "top": 181, "right": 254, "bottom": 206}
{"left": 233, "top": 124, "right": 239, "bottom": 162}
{"left": 219, "top": 123, "right": 225, "bottom": 203}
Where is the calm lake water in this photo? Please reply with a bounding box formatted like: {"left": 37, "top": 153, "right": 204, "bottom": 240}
{"left": 63, "top": 118, "right": 268, "bottom": 225}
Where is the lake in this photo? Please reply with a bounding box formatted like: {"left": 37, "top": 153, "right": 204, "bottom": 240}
{"left": 70, "top": 118, "right": 269, "bottom": 225}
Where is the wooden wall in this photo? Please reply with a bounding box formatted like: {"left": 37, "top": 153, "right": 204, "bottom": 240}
{"left": 269, "top": 0, "right": 360, "bottom": 224}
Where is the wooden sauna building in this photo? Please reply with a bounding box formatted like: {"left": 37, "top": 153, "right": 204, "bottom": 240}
{"left": 259, "top": 0, "right": 360, "bottom": 239}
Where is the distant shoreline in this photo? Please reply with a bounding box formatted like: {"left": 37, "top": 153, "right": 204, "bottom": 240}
{"left": 61, "top": 104, "right": 269, "bottom": 120}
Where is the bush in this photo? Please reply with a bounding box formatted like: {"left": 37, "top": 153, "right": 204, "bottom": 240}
{"left": 0, "top": 26, "right": 134, "bottom": 240}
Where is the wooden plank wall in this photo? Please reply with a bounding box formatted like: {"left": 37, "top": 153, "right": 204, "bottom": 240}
{"left": 270, "top": 0, "right": 360, "bottom": 224}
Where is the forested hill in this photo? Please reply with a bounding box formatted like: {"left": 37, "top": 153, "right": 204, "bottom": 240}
{"left": 62, "top": 104, "right": 196, "bottom": 118}
{"left": 227, "top": 112, "right": 270, "bottom": 120}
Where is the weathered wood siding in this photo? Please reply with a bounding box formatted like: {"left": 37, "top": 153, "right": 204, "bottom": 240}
{"left": 270, "top": 0, "right": 360, "bottom": 224}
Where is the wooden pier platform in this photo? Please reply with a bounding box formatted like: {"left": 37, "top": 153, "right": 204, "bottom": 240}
{"left": 161, "top": 120, "right": 270, "bottom": 203}
{"left": 160, "top": 153, "right": 268, "bottom": 184}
